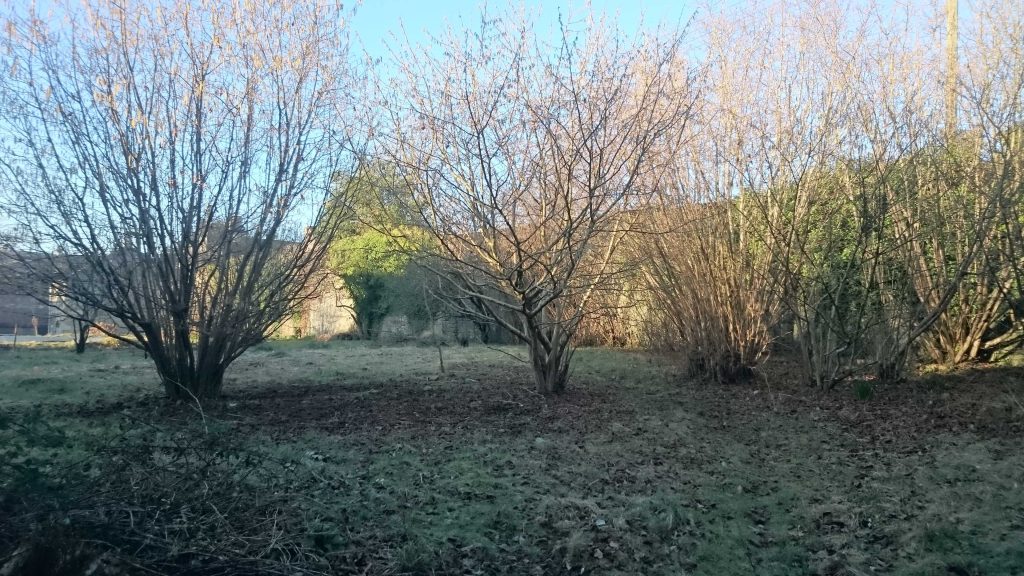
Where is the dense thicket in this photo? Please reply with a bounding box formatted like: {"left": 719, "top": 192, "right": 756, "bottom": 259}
{"left": 614, "top": 1, "right": 1024, "bottom": 387}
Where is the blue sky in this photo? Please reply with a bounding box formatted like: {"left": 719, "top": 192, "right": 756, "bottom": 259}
{"left": 349, "top": 0, "right": 698, "bottom": 60}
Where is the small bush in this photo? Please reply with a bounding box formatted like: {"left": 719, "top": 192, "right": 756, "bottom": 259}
{"left": 853, "top": 379, "right": 874, "bottom": 401}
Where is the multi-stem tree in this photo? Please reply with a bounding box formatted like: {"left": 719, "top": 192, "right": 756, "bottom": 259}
{"left": 692, "top": 1, "right": 894, "bottom": 387}
{"left": 690, "top": 0, "right": 1023, "bottom": 384}
{"left": 914, "top": 1, "right": 1024, "bottom": 364}
{"left": 377, "top": 11, "right": 697, "bottom": 394}
{"left": 0, "top": 0, "right": 362, "bottom": 400}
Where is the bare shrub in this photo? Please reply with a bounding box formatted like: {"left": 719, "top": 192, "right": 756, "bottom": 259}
{"left": 375, "top": 9, "right": 699, "bottom": 393}
{"left": 0, "top": 0, "right": 363, "bottom": 399}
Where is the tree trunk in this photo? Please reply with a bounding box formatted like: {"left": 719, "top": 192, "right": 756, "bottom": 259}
{"left": 71, "top": 319, "right": 89, "bottom": 354}
{"left": 151, "top": 339, "right": 227, "bottom": 402}
{"left": 161, "top": 367, "right": 226, "bottom": 402}
{"left": 528, "top": 330, "right": 572, "bottom": 395}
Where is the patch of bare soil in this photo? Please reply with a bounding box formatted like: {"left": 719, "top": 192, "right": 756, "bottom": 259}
{"left": 75, "top": 367, "right": 625, "bottom": 441}
{"left": 68, "top": 358, "right": 1024, "bottom": 448}
{"left": 749, "top": 364, "right": 1024, "bottom": 442}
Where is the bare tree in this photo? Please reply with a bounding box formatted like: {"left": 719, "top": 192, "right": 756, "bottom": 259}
{"left": 686, "top": 0, "right": 1022, "bottom": 385}
{"left": 930, "top": 0, "right": 1024, "bottom": 363}
{"left": 860, "top": 0, "right": 1024, "bottom": 370}
{"left": 376, "top": 11, "right": 697, "bottom": 393}
{"left": 0, "top": 0, "right": 362, "bottom": 400}
{"left": 690, "top": 1, "right": 891, "bottom": 387}
{"left": 43, "top": 270, "right": 101, "bottom": 353}
{"left": 635, "top": 193, "right": 781, "bottom": 383}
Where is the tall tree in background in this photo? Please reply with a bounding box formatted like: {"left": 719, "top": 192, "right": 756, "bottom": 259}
{"left": 0, "top": 0, "right": 362, "bottom": 400}
{"left": 328, "top": 166, "right": 431, "bottom": 339}
{"left": 376, "top": 11, "right": 698, "bottom": 394}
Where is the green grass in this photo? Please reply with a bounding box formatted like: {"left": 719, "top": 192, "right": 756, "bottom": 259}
{"left": 0, "top": 345, "right": 157, "bottom": 404}
{"left": 1, "top": 341, "right": 1022, "bottom": 575}
{"left": 0, "top": 340, "right": 531, "bottom": 406}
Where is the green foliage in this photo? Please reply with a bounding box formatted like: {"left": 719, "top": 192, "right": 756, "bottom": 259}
{"left": 853, "top": 379, "right": 874, "bottom": 401}
{"left": 738, "top": 130, "right": 1024, "bottom": 385}
{"left": 328, "top": 165, "right": 435, "bottom": 338}
{"left": 740, "top": 163, "right": 895, "bottom": 386}
{"left": 331, "top": 231, "right": 407, "bottom": 337}
{"left": 0, "top": 408, "right": 70, "bottom": 497}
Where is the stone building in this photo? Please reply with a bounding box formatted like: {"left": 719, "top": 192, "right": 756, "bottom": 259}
{"left": 0, "top": 251, "right": 52, "bottom": 335}
{"left": 3, "top": 248, "right": 505, "bottom": 343}
{"left": 275, "top": 271, "right": 357, "bottom": 339}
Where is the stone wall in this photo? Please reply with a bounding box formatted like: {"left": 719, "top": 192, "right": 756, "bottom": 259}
{"left": 0, "top": 294, "right": 50, "bottom": 335}
{"left": 275, "top": 273, "right": 357, "bottom": 339}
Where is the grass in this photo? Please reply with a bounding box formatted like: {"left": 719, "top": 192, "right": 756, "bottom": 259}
{"left": 1, "top": 344, "right": 155, "bottom": 404}
{"left": 1, "top": 340, "right": 1022, "bottom": 575}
